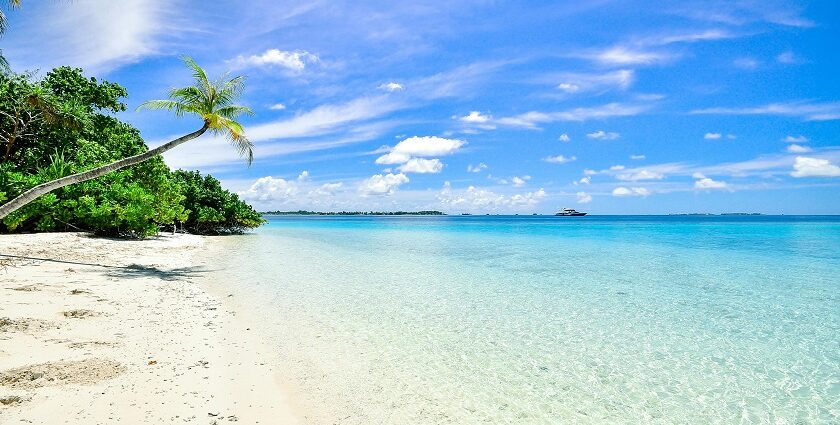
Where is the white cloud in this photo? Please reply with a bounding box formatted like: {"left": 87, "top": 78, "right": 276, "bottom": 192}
{"left": 511, "top": 176, "right": 531, "bottom": 187}
{"left": 594, "top": 46, "right": 669, "bottom": 65}
{"left": 576, "top": 192, "right": 593, "bottom": 204}
{"left": 375, "top": 152, "right": 412, "bottom": 165}
{"left": 398, "top": 158, "right": 444, "bottom": 174}
{"left": 497, "top": 103, "right": 648, "bottom": 129}
{"left": 630, "top": 154, "right": 646, "bottom": 160}
{"left": 694, "top": 177, "right": 729, "bottom": 190}
{"left": 784, "top": 135, "right": 808, "bottom": 143}
{"left": 467, "top": 163, "right": 487, "bottom": 173}
{"left": 3, "top": 0, "right": 174, "bottom": 73}
{"left": 359, "top": 173, "right": 410, "bottom": 195}
{"left": 577, "top": 176, "right": 591, "bottom": 185}
{"left": 313, "top": 182, "right": 343, "bottom": 196}
{"left": 790, "top": 157, "right": 840, "bottom": 178}
{"left": 248, "top": 96, "right": 401, "bottom": 142}
{"left": 269, "top": 103, "right": 287, "bottom": 110}
{"left": 459, "top": 111, "right": 492, "bottom": 123}
{"left": 583, "top": 169, "right": 598, "bottom": 176}
{"left": 617, "top": 169, "right": 665, "bottom": 181}
{"left": 543, "top": 155, "right": 577, "bottom": 164}
{"left": 231, "top": 49, "right": 319, "bottom": 71}
{"left": 557, "top": 83, "right": 580, "bottom": 93}
{"left": 612, "top": 187, "right": 651, "bottom": 197}
{"left": 438, "top": 183, "right": 546, "bottom": 210}
{"left": 587, "top": 130, "right": 620, "bottom": 140}
{"left": 558, "top": 133, "right": 571, "bottom": 142}
{"left": 378, "top": 82, "right": 404, "bottom": 92}
{"left": 240, "top": 176, "right": 299, "bottom": 202}
{"left": 609, "top": 165, "right": 625, "bottom": 171}
{"left": 297, "top": 170, "right": 310, "bottom": 181}
{"left": 704, "top": 132, "right": 722, "bottom": 140}
{"left": 692, "top": 101, "right": 840, "bottom": 121}
{"left": 385, "top": 136, "right": 466, "bottom": 158}
{"left": 787, "top": 144, "right": 812, "bottom": 153}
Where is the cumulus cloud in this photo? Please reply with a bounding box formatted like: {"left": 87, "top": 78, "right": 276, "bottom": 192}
{"left": 694, "top": 175, "right": 729, "bottom": 190}
{"left": 240, "top": 176, "right": 299, "bottom": 202}
{"left": 375, "top": 152, "right": 412, "bottom": 165}
{"left": 231, "top": 49, "right": 319, "bottom": 71}
{"left": 467, "top": 163, "right": 487, "bottom": 173}
{"left": 509, "top": 176, "right": 531, "bottom": 187}
{"left": 576, "top": 191, "right": 593, "bottom": 204}
{"left": 558, "top": 133, "right": 571, "bottom": 142}
{"left": 790, "top": 157, "right": 840, "bottom": 178}
{"left": 587, "top": 130, "right": 620, "bottom": 140}
{"left": 543, "top": 155, "right": 577, "bottom": 164}
{"left": 577, "top": 176, "right": 591, "bottom": 185}
{"left": 459, "top": 111, "right": 492, "bottom": 123}
{"left": 378, "top": 82, "right": 404, "bottom": 92}
{"left": 438, "top": 183, "right": 546, "bottom": 210}
{"left": 398, "top": 158, "right": 444, "bottom": 174}
{"left": 704, "top": 132, "right": 722, "bottom": 140}
{"left": 375, "top": 136, "right": 465, "bottom": 165}
{"left": 359, "top": 173, "right": 410, "bottom": 195}
{"left": 238, "top": 172, "right": 346, "bottom": 207}
{"left": 787, "top": 144, "right": 812, "bottom": 153}
{"left": 612, "top": 187, "right": 651, "bottom": 197}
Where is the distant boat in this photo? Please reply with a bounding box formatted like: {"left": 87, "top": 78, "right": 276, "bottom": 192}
{"left": 555, "top": 207, "right": 587, "bottom": 216}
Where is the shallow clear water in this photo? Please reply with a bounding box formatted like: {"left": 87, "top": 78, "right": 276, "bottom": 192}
{"left": 206, "top": 216, "right": 840, "bottom": 424}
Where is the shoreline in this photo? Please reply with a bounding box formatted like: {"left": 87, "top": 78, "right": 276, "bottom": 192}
{"left": 0, "top": 232, "right": 299, "bottom": 424}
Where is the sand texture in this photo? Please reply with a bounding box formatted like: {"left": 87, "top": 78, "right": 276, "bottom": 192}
{"left": 0, "top": 232, "right": 299, "bottom": 424}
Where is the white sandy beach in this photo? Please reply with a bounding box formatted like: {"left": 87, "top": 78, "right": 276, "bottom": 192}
{"left": 0, "top": 232, "right": 300, "bottom": 424}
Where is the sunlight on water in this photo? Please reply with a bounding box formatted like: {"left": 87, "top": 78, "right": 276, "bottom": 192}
{"left": 205, "top": 216, "right": 840, "bottom": 424}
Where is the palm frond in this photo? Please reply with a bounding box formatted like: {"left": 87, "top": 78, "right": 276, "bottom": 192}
{"left": 214, "top": 105, "right": 253, "bottom": 119}
{"left": 180, "top": 55, "right": 212, "bottom": 97}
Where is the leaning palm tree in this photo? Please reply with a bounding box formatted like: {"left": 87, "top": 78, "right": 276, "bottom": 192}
{"left": 0, "top": 56, "right": 253, "bottom": 220}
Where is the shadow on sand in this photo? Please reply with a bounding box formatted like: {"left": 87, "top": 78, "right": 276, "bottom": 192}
{"left": 0, "top": 254, "right": 211, "bottom": 281}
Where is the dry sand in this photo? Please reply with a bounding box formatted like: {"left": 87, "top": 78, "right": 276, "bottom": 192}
{"left": 0, "top": 232, "right": 300, "bottom": 424}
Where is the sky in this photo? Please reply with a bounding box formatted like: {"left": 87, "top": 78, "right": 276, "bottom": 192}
{"left": 4, "top": 0, "right": 840, "bottom": 214}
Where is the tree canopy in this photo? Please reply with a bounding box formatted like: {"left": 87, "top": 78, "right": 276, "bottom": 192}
{"left": 0, "top": 67, "right": 263, "bottom": 237}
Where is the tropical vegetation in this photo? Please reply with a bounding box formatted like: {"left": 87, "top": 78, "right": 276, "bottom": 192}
{"left": 0, "top": 64, "right": 263, "bottom": 237}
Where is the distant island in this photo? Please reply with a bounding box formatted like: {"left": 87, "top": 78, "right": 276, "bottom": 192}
{"left": 261, "top": 210, "right": 446, "bottom": 216}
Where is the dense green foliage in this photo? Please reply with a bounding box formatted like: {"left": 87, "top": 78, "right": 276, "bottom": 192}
{"left": 173, "top": 170, "right": 264, "bottom": 234}
{"left": 0, "top": 67, "right": 262, "bottom": 237}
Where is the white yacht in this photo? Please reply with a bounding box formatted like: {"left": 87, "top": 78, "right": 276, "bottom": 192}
{"left": 555, "top": 207, "right": 587, "bottom": 216}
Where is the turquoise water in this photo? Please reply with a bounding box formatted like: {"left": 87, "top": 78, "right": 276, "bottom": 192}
{"left": 208, "top": 216, "right": 840, "bottom": 424}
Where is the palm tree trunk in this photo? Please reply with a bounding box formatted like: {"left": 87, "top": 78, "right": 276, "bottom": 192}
{"left": 0, "top": 124, "right": 208, "bottom": 220}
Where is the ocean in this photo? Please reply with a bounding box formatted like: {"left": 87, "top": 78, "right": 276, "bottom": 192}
{"left": 205, "top": 215, "right": 840, "bottom": 424}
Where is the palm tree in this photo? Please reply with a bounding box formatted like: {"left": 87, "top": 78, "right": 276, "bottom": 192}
{"left": 0, "top": 56, "right": 253, "bottom": 220}
{"left": 0, "top": 0, "right": 22, "bottom": 71}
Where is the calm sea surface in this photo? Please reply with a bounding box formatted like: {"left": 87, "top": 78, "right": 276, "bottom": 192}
{"left": 205, "top": 215, "right": 840, "bottom": 424}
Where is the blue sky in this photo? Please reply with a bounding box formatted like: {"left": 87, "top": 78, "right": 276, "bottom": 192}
{"left": 5, "top": 0, "right": 840, "bottom": 214}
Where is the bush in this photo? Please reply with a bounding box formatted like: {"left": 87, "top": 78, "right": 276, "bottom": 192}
{"left": 172, "top": 170, "right": 265, "bottom": 235}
